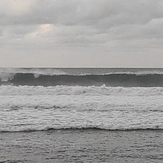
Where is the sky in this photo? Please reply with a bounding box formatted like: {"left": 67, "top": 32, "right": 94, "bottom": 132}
{"left": 0, "top": 0, "right": 163, "bottom": 68}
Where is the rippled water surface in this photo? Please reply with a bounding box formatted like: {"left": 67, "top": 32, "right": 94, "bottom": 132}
{"left": 0, "top": 130, "right": 163, "bottom": 163}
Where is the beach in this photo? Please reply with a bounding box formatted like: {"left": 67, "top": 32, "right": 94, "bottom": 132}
{"left": 1, "top": 130, "right": 163, "bottom": 163}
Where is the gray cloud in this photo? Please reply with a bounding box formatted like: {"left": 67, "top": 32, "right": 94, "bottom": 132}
{"left": 0, "top": 0, "right": 163, "bottom": 67}
{"left": 1, "top": 0, "right": 162, "bottom": 26}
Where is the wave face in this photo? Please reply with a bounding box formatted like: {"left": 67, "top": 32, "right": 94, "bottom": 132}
{"left": 1, "top": 68, "right": 163, "bottom": 87}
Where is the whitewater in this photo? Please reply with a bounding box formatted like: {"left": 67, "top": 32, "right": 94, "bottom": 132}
{"left": 1, "top": 68, "right": 163, "bottom": 132}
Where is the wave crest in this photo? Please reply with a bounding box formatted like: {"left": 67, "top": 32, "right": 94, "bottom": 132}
{"left": 1, "top": 126, "right": 163, "bottom": 133}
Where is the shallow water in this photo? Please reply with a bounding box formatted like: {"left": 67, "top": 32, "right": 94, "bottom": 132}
{"left": 0, "top": 130, "right": 163, "bottom": 163}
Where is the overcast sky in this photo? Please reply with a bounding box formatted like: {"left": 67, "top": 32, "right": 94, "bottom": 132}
{"left": 0, "top": 0, "right": 163, "bottom": 67}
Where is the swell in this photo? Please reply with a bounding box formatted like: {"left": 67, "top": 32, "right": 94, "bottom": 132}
{"left": 1, "top": 127, "right": 163, "bottom": 133}
{"left": 1, "top": 73, "right": 163, "bottom": 87}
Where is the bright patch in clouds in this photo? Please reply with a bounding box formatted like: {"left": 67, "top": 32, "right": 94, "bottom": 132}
{"left": 28, "top": 24, "right": 54, "bottom": 38}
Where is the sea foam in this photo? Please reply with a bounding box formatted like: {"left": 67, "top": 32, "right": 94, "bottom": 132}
{"left": 0, "top": 85, "right": 163, "bottom": 132}
{"left": 1, "top": 85, "right": 163, "bottom": 96}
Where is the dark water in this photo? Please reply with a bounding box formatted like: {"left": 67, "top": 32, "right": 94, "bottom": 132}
{"left": 1, "top": 68, "right": 163, "bottom": 87}
{"left": 0, "top": 130, "right": 163, "bottom": 163}
{"left": 2, "top": 73, "right": 163, "bottom": 87}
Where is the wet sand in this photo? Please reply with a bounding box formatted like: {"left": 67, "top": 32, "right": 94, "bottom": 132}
{"left": 0, "top": 130, "right": 163, "bottom": 163}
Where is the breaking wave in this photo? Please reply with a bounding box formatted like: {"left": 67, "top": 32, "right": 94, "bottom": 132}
{"left": 1, "top": 85, "right": 163, "bottom": 96}
{"left": 1, "top": 73, "right": 163, "bottom": 87}
{"left": 1, "top": 126, "right": 163, "bottom": 133}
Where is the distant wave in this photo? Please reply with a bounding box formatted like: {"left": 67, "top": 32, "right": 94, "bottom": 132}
{"left": 1, "top": 73, "right": 163, "bottom": 87}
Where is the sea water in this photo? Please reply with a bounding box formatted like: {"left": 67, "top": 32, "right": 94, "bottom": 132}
{"left": 0, "top": 68, "right": 163, "bottom": 162}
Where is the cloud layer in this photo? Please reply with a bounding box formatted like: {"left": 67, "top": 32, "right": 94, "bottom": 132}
{"left": 1, "top": 0, "right": 163, "bottom": 67}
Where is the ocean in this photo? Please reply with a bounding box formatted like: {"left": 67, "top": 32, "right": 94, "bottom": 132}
{"left": 1, "top": 68, "right": 163, "bottom": 162}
